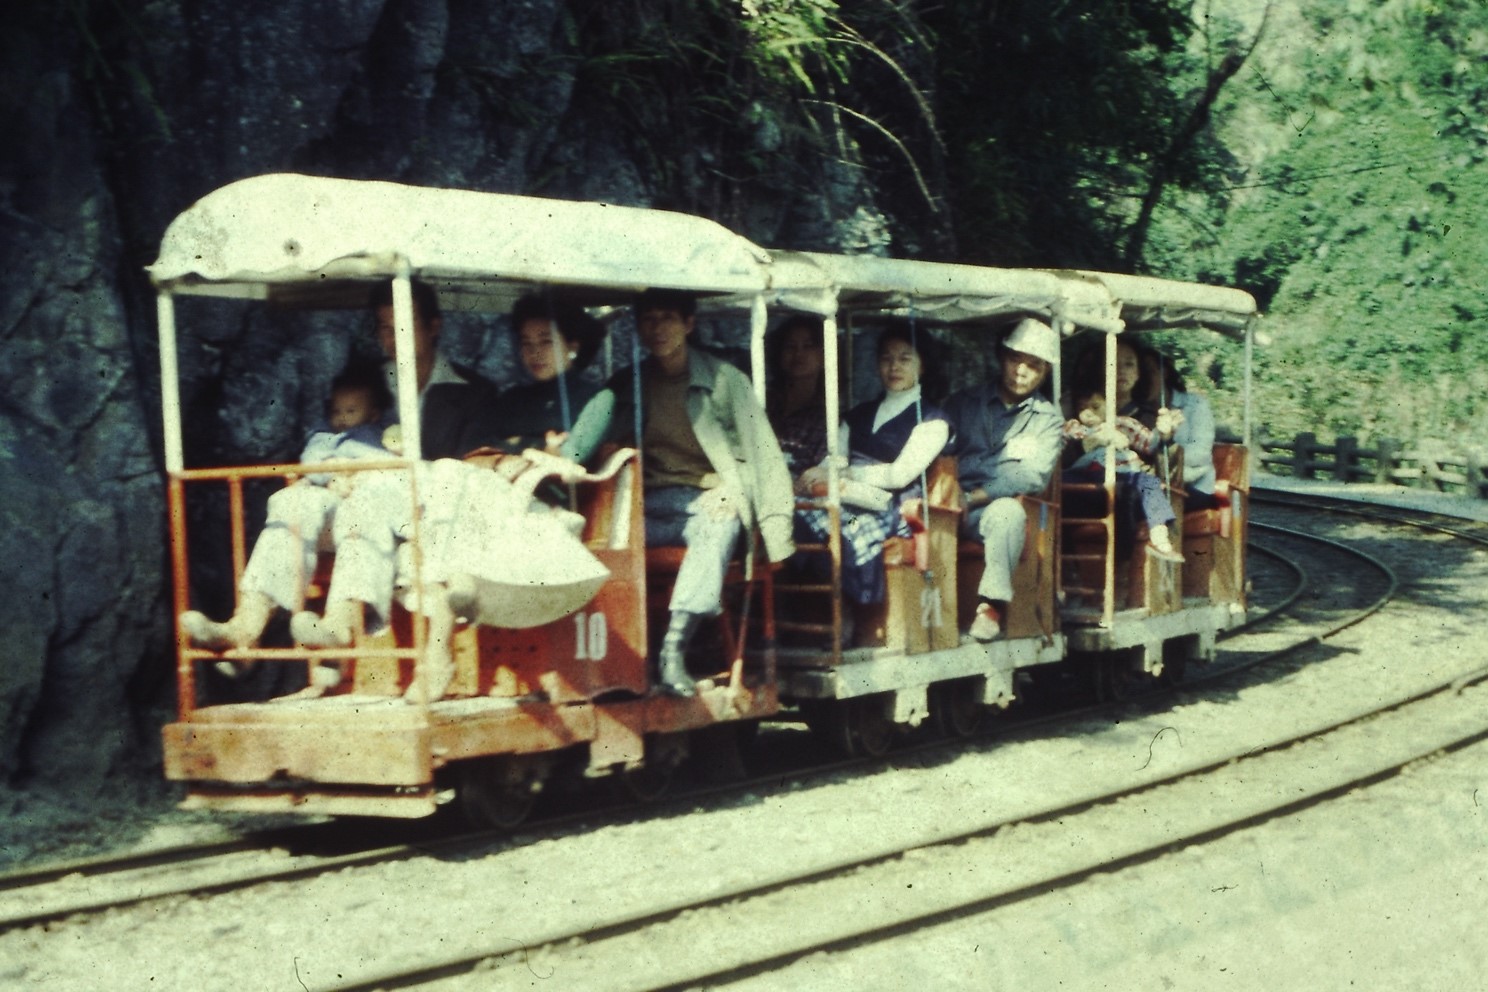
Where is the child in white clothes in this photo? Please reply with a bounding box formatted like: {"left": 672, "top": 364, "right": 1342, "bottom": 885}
{"left": 180, "top": 364, "right": 396, "bottom": 656}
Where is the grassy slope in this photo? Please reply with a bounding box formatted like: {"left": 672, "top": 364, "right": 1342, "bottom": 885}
{"left": 1147, "top": 0, "right": 1488, "bottom": 445}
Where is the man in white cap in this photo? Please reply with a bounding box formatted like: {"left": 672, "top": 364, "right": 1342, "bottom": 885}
{"left": 943, "top": 317, "right": 1063, "bottom": 641}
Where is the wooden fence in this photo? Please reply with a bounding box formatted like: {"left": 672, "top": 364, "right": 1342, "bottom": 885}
{"left": 1235, "top": 430, "right": 1488, "bottom": 500}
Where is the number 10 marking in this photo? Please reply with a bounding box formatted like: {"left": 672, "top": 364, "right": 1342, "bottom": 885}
{"left": 573, "top": 612, "right": 608, "bottom": 660}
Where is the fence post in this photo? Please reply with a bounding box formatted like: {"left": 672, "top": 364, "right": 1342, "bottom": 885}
{"left": 1418, "top": 446, "right": 1444, "bottom": 491}
{"left": 1293, "top": 432, "right": 1317, "bottom": 479}
{"left": 1374, "top": 437, "right": 1399, "bottom": 484}
{"left": 1468, "top": 449, "right": 1487, "bottom": 500}
{"left": 1335, "top": 436, "right": 1358, "bottom": 483}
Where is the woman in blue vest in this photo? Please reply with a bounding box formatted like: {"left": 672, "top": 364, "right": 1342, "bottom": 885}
{"left": 795, "top": 322, "right": 952, "bottom": 646}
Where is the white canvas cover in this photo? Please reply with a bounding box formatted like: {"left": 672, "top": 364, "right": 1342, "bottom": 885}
{"left": 149, "top": 173, "right": 775, "bottom": 308}
{"left": 773, "top": 251, "right": 1124, "bottom": 334}
{"left": 1071, "top": 270, "right": 1258, "bottom": 336}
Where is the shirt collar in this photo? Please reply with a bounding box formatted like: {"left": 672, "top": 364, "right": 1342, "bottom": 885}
{"left": 990, "top": 386, "right": 1034, "bottom": 415}
{"left": 645, "top": 348, "right": 717, "bottom": 391}
{"left": 384, "top": 352, "right": 466, "bottom": 400}
{"left": 425, "top": 353, "right": 465, "bottom": 389}
{"left": 874, "top": 384, "right": 921, "bottom": 431}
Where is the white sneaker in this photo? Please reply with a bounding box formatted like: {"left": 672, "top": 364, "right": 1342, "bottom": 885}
{"left": 310, "top": 663, "right": 343, "bottom": 689}
{"left": 1147, "top": 542, "right": 1184, "bottom": 564}
{"left": 181, "top": 611, "right": 234, "bottom": 650}
{"left": 1147, "top": 525, "right": 1185, "bottom": 564}
{"left": 970, "top": 603, "right": 1002, "bottom": 642}
{"left": 290, "top": 611, "right": 351, "bottom": 648}
{"left": 404, "top": 660, "right": 454, "bottom": 704}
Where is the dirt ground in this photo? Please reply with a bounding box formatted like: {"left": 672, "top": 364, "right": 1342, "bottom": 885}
{"left": 4, "top": 480, "right": 1487, "bottom": 990}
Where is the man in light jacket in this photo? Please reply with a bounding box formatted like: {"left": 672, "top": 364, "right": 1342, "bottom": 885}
{"left": 601, "top": 289, "right": 794, "bottom": 695}
{"left": 943, "top": 318, "right": 1063, "bottom": 642}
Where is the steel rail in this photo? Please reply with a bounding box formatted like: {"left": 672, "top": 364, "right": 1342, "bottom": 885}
{"left": 302, "top": 499, "right": 1437, "bottom": 991}
{"left": 0, "top": 493, "right": 1422, "bottom": 936}
{"left": 316, "top": 651, "right": 1488, "bottom": 992}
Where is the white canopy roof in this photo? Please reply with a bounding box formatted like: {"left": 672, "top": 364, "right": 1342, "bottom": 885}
{"left": 149, "top": 173, "right": 776, "bottom": 312}
{"left": 771, "top": 251, "right": 1124, "bottom": 334}
{"left": 147, "top": 175, "right": 1255, "bottom": 338}
{"left": 1068, "top": 270, "right": 1258, "bottom": 336}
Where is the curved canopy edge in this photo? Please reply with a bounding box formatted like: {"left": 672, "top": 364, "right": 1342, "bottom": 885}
{"left": 150, "top": 174, "right": 773, "bottom": 306}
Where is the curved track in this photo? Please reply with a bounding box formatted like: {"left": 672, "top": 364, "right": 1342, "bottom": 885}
{"left": 0, "top": 504, "right": 1376, "bottom": 931}
{"left": 316, "top": 495, "right": 1471, "bottom": 992}
{"left": 5, "top": 489, "right": 1483, "bottom": 992}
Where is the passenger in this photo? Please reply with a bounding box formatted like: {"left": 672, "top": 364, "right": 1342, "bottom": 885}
{"left": 179, "top": 280, "right": 495, "bottom": 658}
{"left": 320, "top": 362, "right": 394, "bottom": 444}
{"left": 486, "top": 293, "right": 612, "bottom": 464}
{"left": 794, "top": 323, "right": 952, "bottom": 646}
{"left": 1106, "top": 338, "right": 1184, "bottom": 451}
{"left": 292, "top": 453, "right": 610, "bottom": 702}
{"left": 596, "top": 288, "right": 795, "bottom": 695}
{"left": 1142, "top": 350, "right": 1217, "bottom": 510}
{"left": 943, "top": 318, "right": 1064, "bottom": 642}
{"left": 290, "top": 291, "right": 620, "bottom": 702}
{"left": 178, "top": 360, "right": 396, "bottom": 656}
{"left": 765, "top": 314, "right": 831, "bottom": 482}
{"left": 369, "top": 279, "right": 503, "bottom": 460}
{"left": 1063, "top": 390, "right": 1185, "bottom": 563}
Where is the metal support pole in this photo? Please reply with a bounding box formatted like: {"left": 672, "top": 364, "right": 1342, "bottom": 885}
{"left": 391, "top": 267, "right": 429, "bottom": 694}
{"left": 750, "top": 294, "right": 768, "bottom": 407}
{"left": 1103, "top": 331, "right": 1117, "bottom": 625}
{"left": 157, "top": 291, "right": 185, "bottom": 475}
{"left": 823, "top": 310, "right": 844, "bottom": 657}
{"left": 157, "top": 291, "right": 196, "bottom": 716}
{"left": 1243, "top": 317, "right": 1255, "bottom": 448}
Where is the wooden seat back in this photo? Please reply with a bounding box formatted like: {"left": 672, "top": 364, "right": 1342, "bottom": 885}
{"left": 881, "top": 456, "right": 962, "bottom": 654}
{"left": 1059, "top": 445, "right": 1184, "bottom": 623}
{"left": 1181, "top": 442, "right": 1248, "bottom": 605}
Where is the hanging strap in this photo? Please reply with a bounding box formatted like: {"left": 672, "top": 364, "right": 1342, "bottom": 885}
{"left": 630, "top": 318, "right": 644, "bottom": 451}
{"left": 1156, "top": 348, "right": 1172, "bottom": 485}
{"left": 906, "top": 303, "right": 934, "bottom": 581}
{"left": 544, "top": 287, "right": 574, "bottom": 440}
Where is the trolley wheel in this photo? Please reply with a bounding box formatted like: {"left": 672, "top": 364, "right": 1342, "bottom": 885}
{"left": 613, "top": 761, "right": 675, "bottom": 804}
{"left": 1092, "top": 651, "right": 1141, "bottom": 704}
{"left": 1159, "top": 654, "right": 1189, "bottom": 687}
{"left": 849, "top": 696, "right": 896, "bottom": 758}
{"left": 802, "top": 696, "right": 897, "bottom": 758}
{"left": 612, "top": 732, "right": 688, "bottom": 804}
{"left": 457, "top": 756, "right": 543, "bottom": 830}
{"left": 691, "top": 723, "right": 752, "bottom": 783}
{"left": 1159, "top": 636, "right": 1195, "bottom": 686}
{"left": 801, "top": 699, "right": 855, "bottom": 756}
{"left": 930, "top": 678, "right": 983, "bottom": 738}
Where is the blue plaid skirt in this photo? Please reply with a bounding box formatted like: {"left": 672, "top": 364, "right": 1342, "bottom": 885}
{"left": 794, "top": 504, "right": 911, "bottom": 605}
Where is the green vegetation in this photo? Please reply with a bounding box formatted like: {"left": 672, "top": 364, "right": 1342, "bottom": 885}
{"left": 562, "top": 0, "right": 1485, "bottom": 448}
{"left": 1148, "top": 0, "right": 1488, "bottom": 444}
{"left": 560, "top": 0, "right": 1225, "bottom": 260}
{"left": 68, "top": 0, "right": 1482, "bottom": 446}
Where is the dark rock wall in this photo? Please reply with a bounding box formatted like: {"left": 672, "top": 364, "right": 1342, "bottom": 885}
{"left": 0, "top": 0, "right": 887, "bottom": 792}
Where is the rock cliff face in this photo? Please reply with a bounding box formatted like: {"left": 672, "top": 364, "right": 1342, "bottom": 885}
{"left": 0, "top": 1, "right": 888, "bottom": 793}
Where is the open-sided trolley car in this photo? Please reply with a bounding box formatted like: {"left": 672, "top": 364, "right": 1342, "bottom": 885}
{"left": 154, "top": 175, "right": 1257, "bottom": 826}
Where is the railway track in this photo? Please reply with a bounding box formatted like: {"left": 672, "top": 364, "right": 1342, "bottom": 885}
{"left": 8, "top": 487, "right": 1477, "bottom": 991}
{"left": 347, "top": 670, "right": 1488, "bottom": 992}
{"left": 305, "top": 494, "right": 1478, "bottom": 991}
{"left": 0, "top": 498, "right": 1353, "bottom": 931}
